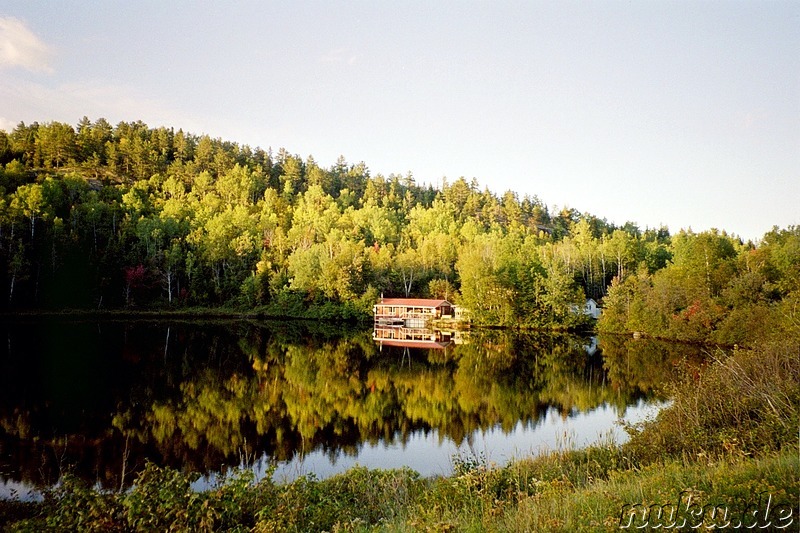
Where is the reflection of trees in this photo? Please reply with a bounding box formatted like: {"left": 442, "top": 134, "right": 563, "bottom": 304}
{"left": 0, "top": 322, "right": 685, "bottom": 491}
{"left": 598, "top": 333, "right": 706, "bottom": 400}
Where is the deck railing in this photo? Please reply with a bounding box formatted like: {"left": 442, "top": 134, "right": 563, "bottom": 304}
{"left": 373, "top": 308, "right": 440, "bottom": 320}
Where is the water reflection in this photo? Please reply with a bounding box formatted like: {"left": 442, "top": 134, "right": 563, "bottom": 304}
{"left": 373, "top": 326, "right": 458, "bottom": 349}
{"left": 0, "top": 320, "right": 703, "bottom": 496}
{"left": 265, "top": 399, "right": 666, "bottom": 484}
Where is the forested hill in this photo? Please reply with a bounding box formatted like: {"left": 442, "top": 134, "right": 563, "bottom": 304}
{"left": 0, "top": 119, "right": 797, "bottom": 338}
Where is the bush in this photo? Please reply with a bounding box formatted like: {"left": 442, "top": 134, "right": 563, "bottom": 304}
{"left": 123, "top": 462, "right": 276, "bottom": 532}
{"left": 7, "top": 473, "right": 125, "bottom": 532}
{"left": 254, "top": 467, "right": 421, "bottom": 531}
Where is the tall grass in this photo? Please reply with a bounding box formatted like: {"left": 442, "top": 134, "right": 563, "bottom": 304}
{"left": 623, "top": 340, "right": 800, "bottom": 463}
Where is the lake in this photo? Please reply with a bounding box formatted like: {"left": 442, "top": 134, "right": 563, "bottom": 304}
{"left": 0, "top": 318, "right": 705, "bottom": 499}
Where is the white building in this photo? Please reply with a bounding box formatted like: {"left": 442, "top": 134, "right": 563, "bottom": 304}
{"left": 571, "top": 298, "right": 602, "bottom": 320}
{"left": 583, "top": 298, "right": 602, "bottom": 319}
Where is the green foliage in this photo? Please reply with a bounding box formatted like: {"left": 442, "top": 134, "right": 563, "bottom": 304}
{"left": 0, "top": 118, "right": 795, "bottom": 332}
{"left": 5, "top": 451, "right": 797, "bottom": 532}
{"left": 599, "top": 227, "right": 800, "bottom": 346}
{"left": 121, "top": 462, "right": 276, "bottom": 532}
{"left": 6, "top": 473, "right": 125, "bottom": 532}
{"left": 503, "top": 451, "right": 799, "bottom": 532}
{"left": 427, "top": 277, "right": 458, "bottom": 300}
{"left": 254, "top": 467, "right": 422, "bottom": 531}
{"left": 123, "top": 463, "right": 207, "bottom": 531}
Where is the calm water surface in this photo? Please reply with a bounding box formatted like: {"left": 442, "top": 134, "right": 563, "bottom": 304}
{"left": 0, "top": 319, "right": 703, "bottom": 499}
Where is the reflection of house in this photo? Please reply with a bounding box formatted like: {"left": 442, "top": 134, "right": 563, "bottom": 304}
{"left": 373, "top": 298, "right": 455, "bottom": 328}
{"left": 583, "top": 336, "right": 598, "bottom": 356}
{"left": 373, "top": 326, "right": 453, "bottom": 349}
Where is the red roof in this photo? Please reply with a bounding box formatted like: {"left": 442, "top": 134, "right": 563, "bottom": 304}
{"left": 377, "top": 298, "right": 452, "bottom": 308}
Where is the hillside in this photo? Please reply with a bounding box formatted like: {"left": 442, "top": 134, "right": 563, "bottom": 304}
{"left": 1, "top": 118, "right": 798, "bottom": 339}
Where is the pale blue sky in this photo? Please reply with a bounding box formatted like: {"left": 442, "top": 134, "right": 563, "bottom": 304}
{"left": 1, "top": 1, "right": 798, "bottom": 241}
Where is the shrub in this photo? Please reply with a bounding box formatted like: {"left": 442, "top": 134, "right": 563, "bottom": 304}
{"left": 254, "top": 467, "right": 421, "bottom": 532}
{"left": 13, "top": 473, "right": 125, "bottom": 532}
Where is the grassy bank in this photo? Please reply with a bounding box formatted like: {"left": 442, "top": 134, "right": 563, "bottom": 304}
{"left": 2, "top": 340, "right": 798, "bottom": 532}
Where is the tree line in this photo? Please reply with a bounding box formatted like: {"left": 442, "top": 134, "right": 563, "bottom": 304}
{"left": 0, "top": 118, "right": 796, "bottom": 336}
{"left": 599, "top": 226, "right": 800, "bottom": 345}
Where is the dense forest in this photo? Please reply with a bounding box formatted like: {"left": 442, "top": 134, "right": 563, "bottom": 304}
{"left": 0, "top": 118, "right": 798, "bottom": 339}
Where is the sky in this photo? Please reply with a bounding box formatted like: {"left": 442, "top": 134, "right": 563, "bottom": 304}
{"left": 0, "top": 1, "right": 798, "bottom": 242}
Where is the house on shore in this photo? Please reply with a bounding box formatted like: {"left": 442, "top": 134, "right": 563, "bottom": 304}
{"left": 582, "top": 298, "right": 602, "bottom": 319}
{"left": 570, "top": 298, "right": 602, "bottom": 320}
{"left": 373, "top": 298, "right": 455, "bottom": 328}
